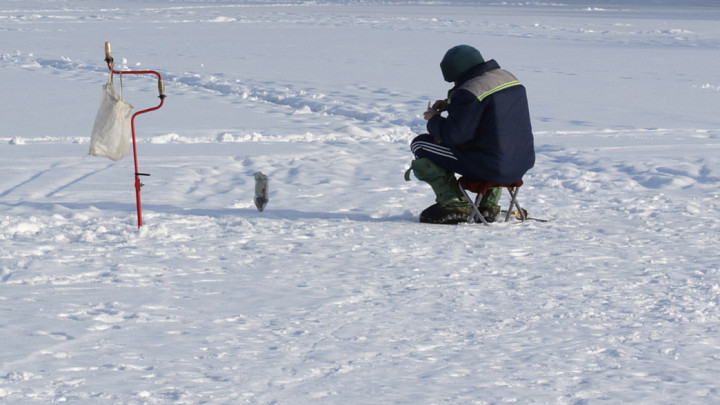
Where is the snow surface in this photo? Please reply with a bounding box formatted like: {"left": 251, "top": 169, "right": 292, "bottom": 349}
{"left": 2, "top": 0, "right": 720, "bottom": 403}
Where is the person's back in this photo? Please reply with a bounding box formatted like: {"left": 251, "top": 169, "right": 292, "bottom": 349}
{"left": 447, "top": 62, "right": 535, "bottom": 183}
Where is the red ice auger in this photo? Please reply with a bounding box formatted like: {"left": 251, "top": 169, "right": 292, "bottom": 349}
{"left": 104, "top": 42, "right": 166, "bottom": 227}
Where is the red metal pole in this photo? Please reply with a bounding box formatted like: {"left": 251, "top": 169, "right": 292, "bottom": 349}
{"left": 128, "top": 97, "right": 164, "bottom": 227}
{"left": 105, "top": 42, "right": 166, "bottom": 227}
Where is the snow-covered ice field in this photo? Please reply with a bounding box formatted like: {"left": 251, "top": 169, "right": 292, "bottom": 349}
{"left": 2, "top": 0, "right": 720, "bottom": 403}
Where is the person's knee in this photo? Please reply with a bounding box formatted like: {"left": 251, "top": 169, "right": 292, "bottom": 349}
{"left": 410, "top": 134, "right": 435, "bottom": 158}
{"left": 410, "top": 133, "right": 432, "bottom": 146}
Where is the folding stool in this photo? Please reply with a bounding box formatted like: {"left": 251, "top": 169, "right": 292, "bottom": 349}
{"left": 457, "top": 177, "right": 526, "bottom": 225}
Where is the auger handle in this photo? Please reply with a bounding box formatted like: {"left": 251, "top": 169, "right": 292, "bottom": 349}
{"left": 104, "top": 41, "right": 113, "bottom": 63}
{"left": 158, "top": 77, "right": 166, "bottom": 99}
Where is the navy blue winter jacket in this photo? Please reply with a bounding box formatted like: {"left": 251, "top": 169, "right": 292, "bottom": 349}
{"left": 427, "top": 60, "right": 535, "bottom": 183}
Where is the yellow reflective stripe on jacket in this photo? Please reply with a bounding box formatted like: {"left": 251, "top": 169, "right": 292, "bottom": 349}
{"left": 476, "top": 80, "right": 521, "bottom": 102}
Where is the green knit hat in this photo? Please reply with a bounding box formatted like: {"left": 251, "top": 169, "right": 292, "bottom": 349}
{"left": 440, "top": 45, "right": 485, "bottom": 82}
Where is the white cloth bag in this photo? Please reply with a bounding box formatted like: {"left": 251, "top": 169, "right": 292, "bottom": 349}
{"left": 89, "top": 74, "right": 133, "bottom": 161}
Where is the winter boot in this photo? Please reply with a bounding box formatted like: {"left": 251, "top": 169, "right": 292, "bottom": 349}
{"left": 406, "top": 158, "right": 472, "bottom": 224}
{"left": 477, "top": 188, "right": 502, "bottom": 223}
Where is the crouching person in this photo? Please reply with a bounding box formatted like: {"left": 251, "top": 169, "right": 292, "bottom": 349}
{"left": 407, "top": 45, "right": 535, "bottom": 224}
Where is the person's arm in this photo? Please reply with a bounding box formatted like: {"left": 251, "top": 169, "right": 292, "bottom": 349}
{"left": 426, "top": 89, "right": 482, "bottom": 146}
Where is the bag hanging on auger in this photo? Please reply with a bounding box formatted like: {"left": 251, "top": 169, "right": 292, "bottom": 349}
{"left": 89, "top": 72, "right": 133, "bottom": 161}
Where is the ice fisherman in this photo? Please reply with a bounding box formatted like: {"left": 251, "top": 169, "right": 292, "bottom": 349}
{"left": 406, "top": 45, "right": 535, "bottom": 224}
